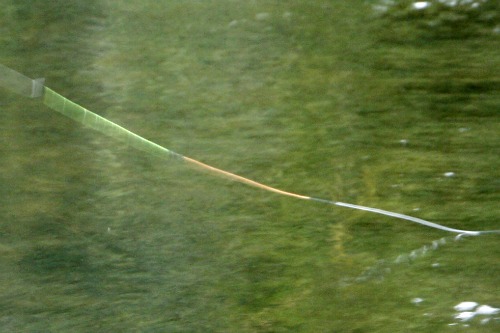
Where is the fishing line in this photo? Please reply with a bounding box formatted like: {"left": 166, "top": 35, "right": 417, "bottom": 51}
{"left": 1, "top": 64, "right": 499, "bottom": 236}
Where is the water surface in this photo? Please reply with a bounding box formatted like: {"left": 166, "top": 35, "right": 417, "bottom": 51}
{"left": 1, "top": 0, "right": 498, "bottom": 331}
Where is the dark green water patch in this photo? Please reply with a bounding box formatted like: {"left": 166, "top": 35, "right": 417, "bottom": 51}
{"left": 20, "top": 243, "right": 90, "bottom": 275}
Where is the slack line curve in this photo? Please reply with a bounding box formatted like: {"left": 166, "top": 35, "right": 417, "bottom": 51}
{"left": 1, "top": 64, "right": 499, "bottom": 236}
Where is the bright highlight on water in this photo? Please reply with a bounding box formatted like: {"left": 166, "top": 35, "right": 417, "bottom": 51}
{"left": 1, "top": 64, "right": 499, "bottom": 237}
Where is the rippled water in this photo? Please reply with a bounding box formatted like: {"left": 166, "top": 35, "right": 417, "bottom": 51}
{"left": 1, "top": 0, "right": 498, "bottom": 331}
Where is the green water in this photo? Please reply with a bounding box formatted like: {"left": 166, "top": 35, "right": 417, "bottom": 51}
{"left": 1, "top": 0, "right": 499, "bottom": 331}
